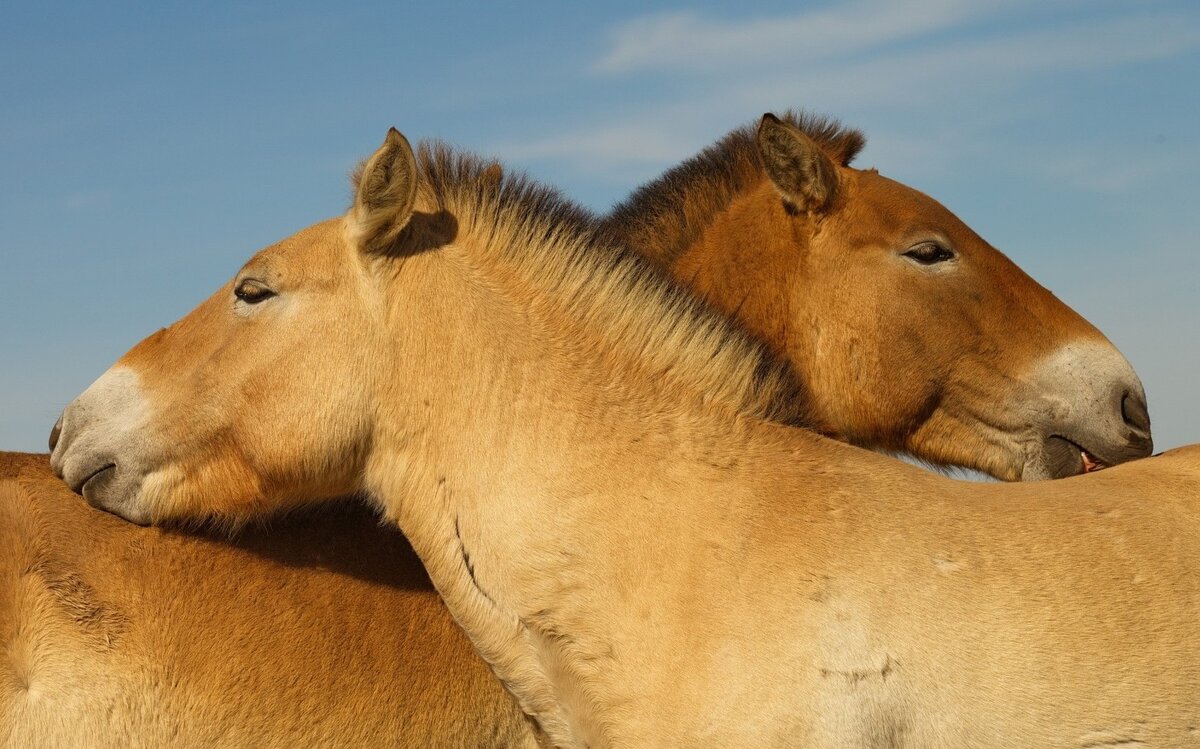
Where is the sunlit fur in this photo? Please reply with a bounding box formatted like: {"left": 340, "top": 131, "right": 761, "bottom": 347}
{"left": 18, "top": 116, "right": 1150, "bottom": 746}
{"left": 51, "top": 133, "right": 1200, "bottom": 747}
{"left": 0, "top": 453, "right": 540, "bottom": 748}
{"left": 83, "top": 140, "right": 808, "bottom": 528}
{"left": 606, "top": 111, "right": 865, "bottom": 268}
{"left": 606, "top": 112, "right": 1150, "bottom": 480}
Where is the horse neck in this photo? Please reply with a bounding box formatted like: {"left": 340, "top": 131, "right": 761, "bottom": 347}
{"left": 670, "top": 180, "right": 809, "bottom": 366}
{"left": 362, "top": 244, "right": 794, "bottom": 744}
{"left": 604, "top": 151, "right": 763, "bottom": 271}
{"left": 368, "top": 240, "right": 782, "bottom": 557}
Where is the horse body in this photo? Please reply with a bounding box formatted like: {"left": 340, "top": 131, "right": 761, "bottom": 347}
{"left": 460, "top": 430, "right": 1200, "bottom": 746}
{"left": 0, "top": 453, "right": 536, "bottom": 748}
{"left": 47, "top": 130, "right": 1199, "bottom": 746}
{"left": 623, "top": 444, "right": 1200, "bottom": 746}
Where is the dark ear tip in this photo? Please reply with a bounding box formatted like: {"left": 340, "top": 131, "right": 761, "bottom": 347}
{"left": 760, "top": 113, "right": 781, "bottom": 127}
{"left": 385, "top": 127, "right": 408, "bottom": 148}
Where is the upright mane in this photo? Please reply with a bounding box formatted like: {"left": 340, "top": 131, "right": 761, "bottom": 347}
{"left": 409, "top": 141, "right": 811, "bottom": 427}
{"left": 603, "top": 111, "right": 866, "bottom": 267}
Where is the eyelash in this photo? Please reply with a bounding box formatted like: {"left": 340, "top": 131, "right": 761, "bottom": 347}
{"left": 903, "top": 242, "right": 955, "bottom": 265}
{"left": 234, "top": 280, "right": 275, "bottom": 304}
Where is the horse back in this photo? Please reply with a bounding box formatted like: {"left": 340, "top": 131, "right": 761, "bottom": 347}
{"left": 1, "top": 453, "right": 539, "bottom": 747}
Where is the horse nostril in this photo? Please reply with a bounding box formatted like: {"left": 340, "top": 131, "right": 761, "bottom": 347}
{"left": 1121, "top": 391, "right": 1151, "bottom": 438}
{"left": 49, "top": 415, "right": 63, "bottom": 452}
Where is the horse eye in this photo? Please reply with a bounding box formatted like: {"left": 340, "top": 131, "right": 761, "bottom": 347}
{"left": 903, "top": 242, "right": 955, "bottom": 266}
{"left": 234, "top": 280, "right": 275, "bottom": 304}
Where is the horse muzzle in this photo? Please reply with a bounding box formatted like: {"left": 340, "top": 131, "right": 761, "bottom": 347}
{"left": 49, "top": 366, "right": 155, "bottom": 525}
{"left": 1021, "top": 341, "right": 1152, "bottom": 480}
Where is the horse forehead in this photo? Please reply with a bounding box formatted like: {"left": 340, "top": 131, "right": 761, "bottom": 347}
{"left": 253, "top": 219, "right": 349, "bottom": 277}
{"left": 847, "top": 169, "right": 966, "bottom": 231}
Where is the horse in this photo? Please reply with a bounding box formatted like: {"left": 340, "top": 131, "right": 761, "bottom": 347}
{"left": 48, "top": 124, "right": 1199, "bottom": 747}
{"left": 10, "top": 110, "right": 1125, "bottom": 748}
{"left": 604, "top": 112, "right": 1150, "bottom": 479}
{"left": 0, "top": 452, "right": 537, "bottom": 748}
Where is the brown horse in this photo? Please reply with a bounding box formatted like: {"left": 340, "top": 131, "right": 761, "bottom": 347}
{"left": 49, "top": 128, "right": 1200, "bottom": 746}
{"left": 605, "top": 113, "right": 1150, "bottom": 479}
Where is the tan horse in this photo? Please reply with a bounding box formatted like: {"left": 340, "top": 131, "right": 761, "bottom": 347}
{"left": 9, "top": 113, "right": 1136, "bottom": 748}
{"left": 50, "top": 127, "right": 1200, "bottom": 747}
{"left": 0, "top": 452, "right": 538, "bottom": 748}
{"left": 10, "top": 111, "right": 1157, "bottom": 748}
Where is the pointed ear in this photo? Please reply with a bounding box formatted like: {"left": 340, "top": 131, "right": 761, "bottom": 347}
{"left": 756, "top": 113, "right": 839, "bottom": 214}
{"left": 351, "top": 128, "right": 418, "bottom": 251}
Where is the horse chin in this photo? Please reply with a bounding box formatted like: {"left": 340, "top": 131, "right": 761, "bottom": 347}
{"left": 1025, "top": 436, "right": 1103, "bottom": 481}
{"left": 81, "top": 463, "right": 154, "bottom": 526}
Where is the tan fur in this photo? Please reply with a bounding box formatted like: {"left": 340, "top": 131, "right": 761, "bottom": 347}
{"left": 351, "top": 128, "right": 420, "bottom": 251}
{"left": 49, "top": 133, "right": 1200, "bottom": 747}
{"left": 10, "top": 126, "right": 824, "bottom": 748}
{"left": 1, "top": 452, "right": 539, "bottom": 748}
{"left": 603, "top": 111, "right": 864, "bottom": 268}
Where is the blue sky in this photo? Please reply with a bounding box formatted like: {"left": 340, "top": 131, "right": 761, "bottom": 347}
{"left": 2, "top": 0, "right": 1197, "bottom": 455}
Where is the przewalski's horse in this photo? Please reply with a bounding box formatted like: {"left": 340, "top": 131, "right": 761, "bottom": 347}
{"left": 607, "top": 113, "right": 1150, "bottom": 479}
{"left": 11, "top": 114, "right": 1156, "bottom": 747}
{"left": 51, "top": 129, "right": 1200, "bottom": 747}
{"left": 0, "top": 453, "right": 538, "bottom": 748}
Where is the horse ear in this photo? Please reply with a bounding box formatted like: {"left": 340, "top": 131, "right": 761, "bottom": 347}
{"left": 351, "top": 128, "right": 418, "bottom": 252}
{"left": 756, "top": 113, "right": 838, "bottom": 214}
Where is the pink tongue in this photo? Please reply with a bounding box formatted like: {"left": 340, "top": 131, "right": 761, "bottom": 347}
{"left": 1081, "top": 451, "right": 1104, "bottom": 473}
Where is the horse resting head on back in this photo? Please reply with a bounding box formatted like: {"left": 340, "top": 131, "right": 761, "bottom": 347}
{"left": 603, "top": 113, "right": 1150, "bottom": 480}
{"left": 50, "top": 114, "right": 1149, "bottom": 496}
{"left": 11, "top": 114, "right": 1159, "bottom": 748}
{"left": 44, "top": 123, "right": 1197, "bottom": 747}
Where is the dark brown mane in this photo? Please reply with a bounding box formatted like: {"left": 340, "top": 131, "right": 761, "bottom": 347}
{"left": 407, "top": 141, "right": 811, "bottom": 428}
{"left": 602, "top": 111, "right": 866, "bottom": 267}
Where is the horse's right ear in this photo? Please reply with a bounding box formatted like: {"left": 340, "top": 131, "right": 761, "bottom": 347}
{"left": 350, "top": 128, "right": 418, "bottom": 252}
{"left": 756, "top": 113, "right": 838, "bottom": 214}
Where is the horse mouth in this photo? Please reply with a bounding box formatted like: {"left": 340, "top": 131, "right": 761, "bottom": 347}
{"left": 1080, "top": 450, "right": 1105, "bottom": 474}
{"left": 76, "top": 462, "right": 116, "bottom": 495}
{"left": 1047, "top": 436, "right": 1106, "bottom": 476}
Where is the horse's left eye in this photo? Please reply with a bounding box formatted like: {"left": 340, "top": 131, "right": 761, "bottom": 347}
{"left": 234, "top": 280, "right": 275, "bottom": 304}
{"left": 903, "top": 242, "right": 955, "bottom": 265}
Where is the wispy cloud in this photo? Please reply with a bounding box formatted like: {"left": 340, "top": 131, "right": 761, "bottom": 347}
{"left": 719, "top": 12, "right": 1200, "bottom": 119}
{"left": 491, "top": 97, "right": 752, "bottom": 185}
{"left": 593, "top": 0, "right": 1021, "bottom": 74}
{"left": 497, "top": 121, "right": 686, "bottom": 169}
{"left": 505, "top": 8, "right": 1200, "bottom": 182}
